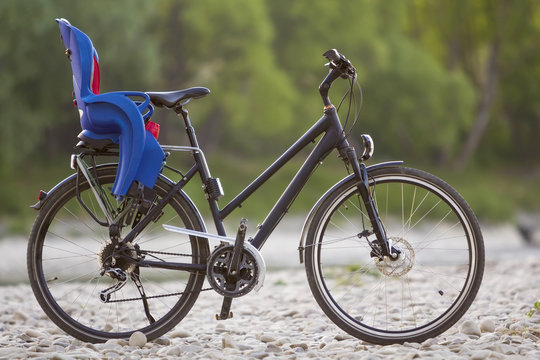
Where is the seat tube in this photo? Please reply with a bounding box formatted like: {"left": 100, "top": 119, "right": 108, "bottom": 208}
{"left": 176, "top": 106, "right": 226, "bottom": 235}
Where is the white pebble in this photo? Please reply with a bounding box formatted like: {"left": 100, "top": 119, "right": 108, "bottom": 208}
{"left": 181, "top": 344, "right": 204, "bottom": 353}
{"left": 166, "top": 346, "right": 182, "bottom": 356}
{"left": 459, "top": 320, "right": 482, "bottom": 337}
{"left": 13, "top": 311, "right": 28, "bottom": 321}
{"left": 479, "top": 318, "right": 496, "bottom": 333}
{"left": 153, "top": 336, "right": 170, "bottom": 345}
{"left": 469, "top": 349, "right": 492, "bottom": 360}
{"left": 169, "top": 329, "right": 192, "bottom": 338}
{"left": 129, "top": 331, "right": 147, "bottom": 348}
{"left": 260, "top": 334, "right": 276, "bottom": 343}
{"left": 222, "top": 334, "right": 238, "bottom": 349}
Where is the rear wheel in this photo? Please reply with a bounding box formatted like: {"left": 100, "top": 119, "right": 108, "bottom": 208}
{"left": 27, "top": 164, "right": 209, "bottom": 343}
{"left": 305, "top": 167, "right": 484, "bottom": 344}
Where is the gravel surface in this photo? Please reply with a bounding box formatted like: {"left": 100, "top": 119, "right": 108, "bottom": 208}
{"left": 1, "top": 222, "right": 539, "bottom": 359}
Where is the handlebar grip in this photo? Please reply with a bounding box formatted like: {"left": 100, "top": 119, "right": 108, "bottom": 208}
{"left": 323, "top": 49, "right": 341, "bottom": 62}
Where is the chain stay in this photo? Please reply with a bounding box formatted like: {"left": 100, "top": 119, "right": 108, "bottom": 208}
{"left": 103, "top": 249, "right": 208, "bottom": 303}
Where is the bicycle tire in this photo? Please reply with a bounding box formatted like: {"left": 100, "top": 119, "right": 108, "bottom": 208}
{"left": 27, "top": 164, "right": 209, "bottom": 343}
{"left": 304, "top": 166, "right": 484, "bottom": 344}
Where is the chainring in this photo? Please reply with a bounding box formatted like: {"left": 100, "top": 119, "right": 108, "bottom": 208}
{"left": 206, "top": 244, "right": 259, "bottom": 298}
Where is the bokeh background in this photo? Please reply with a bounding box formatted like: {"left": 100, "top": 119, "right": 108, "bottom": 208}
{"left": 0, "top": 0, "right": 538, "bottom": 236}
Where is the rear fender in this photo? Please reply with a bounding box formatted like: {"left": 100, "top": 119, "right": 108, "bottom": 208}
{"left": 29, "top": 163, "right": 207, "bottom": 235}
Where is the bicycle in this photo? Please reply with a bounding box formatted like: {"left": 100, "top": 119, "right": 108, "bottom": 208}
{"left": 27, "top": 22, "right": 484, "bottom": 345}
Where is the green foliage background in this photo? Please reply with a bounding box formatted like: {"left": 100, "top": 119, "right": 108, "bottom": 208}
{"left": 0, "top": 0, "right": 539, "bottom": 232}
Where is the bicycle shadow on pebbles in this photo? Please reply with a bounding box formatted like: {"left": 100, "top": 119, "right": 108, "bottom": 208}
{"left": 1, "top": 222, "right": 540, "bottom": 359}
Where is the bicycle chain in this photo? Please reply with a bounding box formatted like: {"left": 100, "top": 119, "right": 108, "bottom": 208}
{"left": 105, "top": 287, "right": 213, "bottom": 303}
{"left": 141, "top": 249, "right": 202, "bottom": 259}
{"left": 104, "top": 250, "right": 211, "bottom": 303}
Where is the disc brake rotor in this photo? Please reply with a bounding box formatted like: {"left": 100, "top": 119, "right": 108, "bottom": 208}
{"left": 374, "top": 237, "right": 415, "bottom": 277}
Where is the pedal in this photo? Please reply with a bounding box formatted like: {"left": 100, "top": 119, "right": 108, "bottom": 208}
{"left": 216, "top": 296, "right": 234, "bottom": 320}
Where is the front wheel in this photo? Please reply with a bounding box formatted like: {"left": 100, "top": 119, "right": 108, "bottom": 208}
{"left": 305, "top": 166, "right": 484, "bottom": 344}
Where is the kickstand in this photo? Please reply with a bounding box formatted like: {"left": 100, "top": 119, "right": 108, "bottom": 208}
{"left": 131, "top": 269, "right": 156, "bottom": 324}
{"left": 216, "top": 296, "right": 233, "bottom": 320}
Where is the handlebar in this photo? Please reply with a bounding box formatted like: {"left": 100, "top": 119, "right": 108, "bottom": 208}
{"left": 319, "top": 49, "right": 356, "bottom": 108}
{"left": 323, "top": 49, "right": 356, "bottom": 79}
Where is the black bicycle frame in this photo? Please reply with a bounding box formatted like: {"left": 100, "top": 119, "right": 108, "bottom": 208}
{"left": 223, "top": 106, "right": 349, "bottom": 249}
{"left": 121, "top": 105, "right": 349, "bottom": 246}
{"left": 119, "top": 67, "right": 391, "bottom": 269}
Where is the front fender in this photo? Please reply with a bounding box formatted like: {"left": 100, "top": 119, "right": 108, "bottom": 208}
{"left": 298, "top": 161, "right": 403, "bottom": 264}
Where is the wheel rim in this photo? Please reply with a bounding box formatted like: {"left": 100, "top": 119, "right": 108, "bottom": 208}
{"left": 310, "top": 173, "right": 480, "bottom": 340}
{"left": 30, "top": 170, "right": 204, "bottom": 341}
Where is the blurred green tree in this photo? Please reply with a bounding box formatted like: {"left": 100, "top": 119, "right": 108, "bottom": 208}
{"left": 0, "top": 0, "right": 538, "bottom": 221}
{"left": 406, "top": 0, "right": 540, "bottom": 169}
{"left": 268, "top": 0, "right": 476, "bottom": 165}
{"left": 0, "top": 0, "right": 161, "bottom": 214}
{"left": 155, "top": 0, "right": 296, "bottom": 153}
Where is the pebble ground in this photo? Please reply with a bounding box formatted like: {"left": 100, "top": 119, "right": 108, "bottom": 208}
{"left": 1, "top": 257, "right": 539, "bottom": 360}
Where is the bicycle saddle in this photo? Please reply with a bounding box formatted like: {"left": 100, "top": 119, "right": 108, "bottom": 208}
{"left": 147, "top": 87, "right": 210, "bottom": 108}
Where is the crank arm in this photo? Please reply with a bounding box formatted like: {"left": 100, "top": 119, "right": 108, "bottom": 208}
{"left": 227, "top": 219, "right": 247, "bottom": 277}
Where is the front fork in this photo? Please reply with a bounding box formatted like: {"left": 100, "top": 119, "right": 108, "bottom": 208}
{"left": 343, "top": 147, "right": 398, "bottom": 258}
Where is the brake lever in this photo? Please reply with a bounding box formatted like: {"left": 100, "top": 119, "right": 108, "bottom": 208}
{"left": 326, "top": 61, "right": 355, "bottom": 79}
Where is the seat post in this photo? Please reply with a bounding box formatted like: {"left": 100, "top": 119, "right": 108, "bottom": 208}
{"left": 175, "top": 106, "right": 200, "bottom": 149}
{"left": 176, "top": 106, "right": 208, "bottom": 176}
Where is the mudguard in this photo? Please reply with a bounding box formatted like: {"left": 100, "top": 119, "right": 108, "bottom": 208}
{"left": 30, "top": 164, "right": 207, "bottom": 236}
{"left": 298, "top": 161, "right": 403, "bottom": 264}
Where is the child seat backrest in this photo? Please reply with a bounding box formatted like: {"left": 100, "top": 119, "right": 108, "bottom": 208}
{"left": 56, "top": 18, "right": 100, "bottom": 130}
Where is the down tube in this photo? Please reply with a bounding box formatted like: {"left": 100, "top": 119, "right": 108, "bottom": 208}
{"left": 250, "top": 130, "right": 343, "bottom": 249}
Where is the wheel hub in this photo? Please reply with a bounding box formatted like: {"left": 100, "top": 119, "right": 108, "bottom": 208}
{"left": 374, "top": 237, "right": 414, "bottom": 277}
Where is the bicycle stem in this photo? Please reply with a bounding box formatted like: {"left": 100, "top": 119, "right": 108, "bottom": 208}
{"left": 319, "top": 69, "right": 342, "bottom": 109}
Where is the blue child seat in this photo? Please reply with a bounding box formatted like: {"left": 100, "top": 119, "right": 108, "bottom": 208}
{"left": 56, "top": 18, "right": 164, "bottom": 199}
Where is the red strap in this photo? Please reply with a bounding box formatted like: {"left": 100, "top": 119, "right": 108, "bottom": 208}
{"left": 145, "top": 121, "right": 160, "bottom": 140}
{"left": 91, "top": 55, "right": 100, "bottom": 95}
